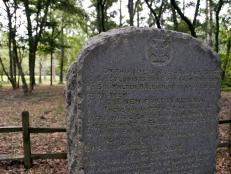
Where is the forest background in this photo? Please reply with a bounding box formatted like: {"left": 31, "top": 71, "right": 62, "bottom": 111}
{"left": 0, "top": 0, "right": 230, "bottom": 93}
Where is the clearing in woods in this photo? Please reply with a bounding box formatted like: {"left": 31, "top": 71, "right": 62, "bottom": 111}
{"left": 0, "top": 86, "right": 230, "bottom": 174}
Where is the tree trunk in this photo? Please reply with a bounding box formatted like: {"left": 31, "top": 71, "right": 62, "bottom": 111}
{"left": 4, "top": 1, "right": 17, "bottom": 89}
{"left": 119, "top": 0, "right": 122, "bottom": 26}
{"left": 100, "top": 1, "right": 106, "bottom": 32}
{"left": 208, "top": 0, "right": 213, "bottom": 47}
{"left": 3, "top": 0, "right": 27, "bottom": 92}
{"left": 144, "top": 0, "right": 162, "bottom": 29}
{"left": 14, "top": 53, "right": 29, "bottom": 94}
{"left": 13, "top": 53, "right": 17, "bottom": 88}
{"left": 193, "top": 0, "right": 200, "bottom": 27}
{"left": 28, "top": 47, "right": 36, "bottom": 90}
{"left": 12, "top": 30, "right": 29, "bottom": 93}
{"left": 137, "top": 9, "right": 140, "bottom": 27}
{"left": 23, "top": 0, "right": 50, "bottom": 91}
{"left": 205, "top": 0, "right": 209, "bottom": 43}
{"left": 0, "top": 57, "right": 14, "bottom": 87}
{"left": 171, "top": 0, "right": 197, "bottom": 37}
{"left": 171, "top": 5, "right": 178, "bottom": 30}
{"left": 128, "top": 0, "right": 134, "bottom": 26}
{"left": 59, "top": 15, "right": 65, "bottom": 84}
{"left": 182, "top": 0, "right": 185, "bottom": 14}
{"left": 215, "top": 0, "right": 224, "bottom": 53}
{"left": 50, "top": 51, "right": 53, "bottom": 86}
{"left": 39, "top": 61, "right": 42, "bottom": 84}
{"left": 96, "top": 0, "right": 102, "bottom": 33}
{"left": 17, "top": 72, "right": 20, "bottom": 87}
{"left": 222, "top": 35, "right": 231, "bottom": 80}
{"left": 60, "top": 47, "right": 64, "bottom": 84}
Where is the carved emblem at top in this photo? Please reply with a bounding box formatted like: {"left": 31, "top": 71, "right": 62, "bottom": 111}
{"left": 146, "top": 37, "right": 172, "bottom": 66}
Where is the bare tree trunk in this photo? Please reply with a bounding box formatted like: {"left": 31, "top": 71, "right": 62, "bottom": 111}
{"left": 28, "top": 47, "right": 36, "bottom": 90}
{"left": 119, "top": 0, "right": 122, "bottom": 26}
{"left": 100, "top": 0, "right": 106, "bottom": 32}
{"left": 171, "top": 0, "right": 197, "bottom": 37}
{"left": 214, "top": 0, "right": 224, "bottom": 53}
{"left": 3, "top": 0, "right": 28, "bottom": 93}
{"left": 193, "top": 0, "right": 201, "bottom": 27}
{"left": 205, "top": 0, "right": 209, "bottom": 43}
{"left": 39, "top": 61, "right": 42, "bottom": 84}
{"left": 0, "top": 57, "right": 15, "bottom": 86}
{"left": 171, "top": 5, "right": 178, "bottom": 30}
{"left": 60, "top": 47, "right": 64, "bottom": 84}
{"left": 4, "top": 1, "right": 17, "bottom": 89}
{"left": 128, "top": 0, "right": 134, "bottom": 26}
{"left": 144, "top": 0, "right": 162, "bottom": 29}
{"left": 137, "top": 9, "right": 140, "bottom": 27}
{"left": 182, "top": 0, "right": 185, "bottom": 14}
{"left": 23, "top": 0, "right": 50, "bottom": 91}
{"left": 60, "top": 17, "right": 65, "bottom": 84}
{"left": 208, "top": 0, "right": 213, "bottom": 47}
{"left": 222, "top": 34, "right": 231, "bottom": 80}
{"left": 12, "top": 30, "right": 28, "bottom": 93}
{"left": 96, "top": 0, "right": 101, "bottom": 33}
{"left": 50, "top": 51, "right": 53, "bottom": 86}
{"left": 96, "top": 0, "right": 106, "bottom": 32}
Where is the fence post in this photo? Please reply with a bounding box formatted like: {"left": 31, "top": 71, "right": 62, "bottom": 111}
{"left": 22, "top": 111, "right": 32, "bottom": 169}
{"left": 229, "top": 123, "right": 231, "bottom": 157}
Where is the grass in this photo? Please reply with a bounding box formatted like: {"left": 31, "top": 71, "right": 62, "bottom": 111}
{"left": 0, "top": 75, "right": 65, "bottom": 87}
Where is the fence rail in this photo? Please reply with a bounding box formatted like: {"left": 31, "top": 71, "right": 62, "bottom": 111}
{"left": 219, "top": 119, "right": 231, "bottom": 124}
{"left": 0, "top": 111, "right": 67, "bottom": 169}
{"left": 0, "top": 111, "right": 230, "bottom": 169}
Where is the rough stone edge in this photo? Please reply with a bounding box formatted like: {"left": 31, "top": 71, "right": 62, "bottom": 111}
{"left": 65, "top": 27, "right": 221, "bottom": 174}
{"left": 78, "top": 27, "right": 220, "bottom": 66}
{"left": 65, "top": 62, "right": 78, "bottom": 174}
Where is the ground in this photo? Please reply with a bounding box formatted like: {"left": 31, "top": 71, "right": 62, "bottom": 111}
{"left": 0, "top": 86, "right": 230, "bottom": 174}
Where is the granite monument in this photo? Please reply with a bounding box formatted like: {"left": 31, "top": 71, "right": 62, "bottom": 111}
{"left": 66, "top": 28, "right": 220, "bottom": 174}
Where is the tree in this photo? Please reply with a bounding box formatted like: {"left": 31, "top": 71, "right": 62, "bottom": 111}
{"left": 171, "top": 0, "right": 201, "bottom": 37}
{"left": 20, "top": 0, "right": 52, "bottom": 90}
{"left": 170, "top": 2, "right": 178, "bottom": 30}
{"left": 208, "top": 0, "right": 214, "bottom": 46}
{"left": 221, "top": 31, "right": 231, "bottom": 80}
{"left": 119, "top": 0, "right": 123, "bottom": 26}
{"left": 90, "top": 0, "right": 117, "bottom": 33}
{"left": 1, "top": 0, "right": 28, "bottom": 93}
{"left": 127, "top": 0, "right": 141, "bottom": 27}
{"left": 145, "top": 0, "right": 168, "bottom": 29}
{"left": 213, "top": 0, "right": 226, "bottom": 52}
{"left": 128, "top": 0, "right": 134, "bottom": 26}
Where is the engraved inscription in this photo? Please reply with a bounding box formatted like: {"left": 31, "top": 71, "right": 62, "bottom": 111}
{"left": 66, "top": 28, "right": 220, "bottom": 174}
{"left": 83, "top": 67, "right": 219, "bottom": 173}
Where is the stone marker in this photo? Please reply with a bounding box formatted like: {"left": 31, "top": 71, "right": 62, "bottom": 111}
{"left": 66, "top": 28, "right": 220, "bottom": 174}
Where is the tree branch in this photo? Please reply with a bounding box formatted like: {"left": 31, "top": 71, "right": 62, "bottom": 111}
{"left": 144, "top": 0, "right": 161, "bottom": 29}
{"left": 36, "top": 0, "right": 51, "bottom": 44}
{"left": 170, "top": 0, "right": 197, "bottom": 37}
{"left": 0, "top": 56, "right": 11, "bottom": 80}
{"left": 193, "top": 0, "right": 201, "bottom": 27}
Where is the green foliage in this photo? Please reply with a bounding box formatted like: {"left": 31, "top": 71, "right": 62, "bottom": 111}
{"left": 0, "top": 0, "right": 231, "bottom": 89}
{"left": 221, "top": 77, "right": 231, "bottom": 91}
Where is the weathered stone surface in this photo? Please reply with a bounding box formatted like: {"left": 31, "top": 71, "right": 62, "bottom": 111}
{"left": 66, "top": 28, "right": 220, "bottom": 174}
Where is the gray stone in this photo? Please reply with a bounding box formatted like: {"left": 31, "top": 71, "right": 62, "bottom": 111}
{"left": 65, "top": 28, "right": 220, "bottom": 174}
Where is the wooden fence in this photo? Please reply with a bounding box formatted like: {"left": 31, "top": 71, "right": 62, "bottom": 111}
{"left": 0, "top": 111, "right": 66, "bottom": 169}
{"left": 0, "top": 111, "right": 230, "bottom": 169}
